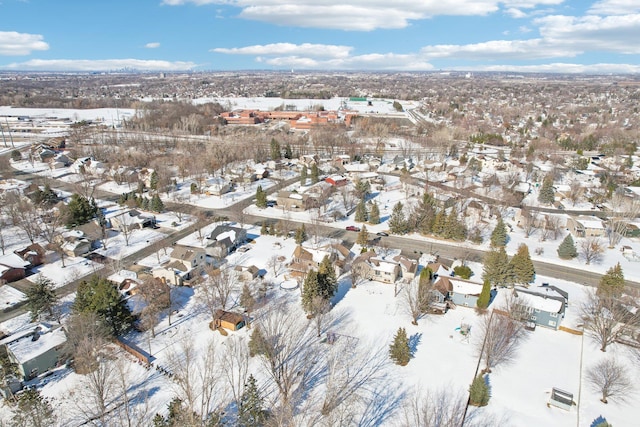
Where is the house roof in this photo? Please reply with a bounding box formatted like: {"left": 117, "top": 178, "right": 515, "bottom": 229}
{"left": 514, "top": 287, "right": 564, "bottom": 313}
{"left": 0, "top": 253, "right": 31, "bottom": 270}
{"left": 171, "top": 245, "right": 203, "bottom": 262}
{"left": 214, "top": 309, "right": 244, "bottom": 324}
{"left": 208, "top": 225, "right": 244, "bottom": 242}
{"left": 4, "top": 323, "right": 66, "bottom": 364}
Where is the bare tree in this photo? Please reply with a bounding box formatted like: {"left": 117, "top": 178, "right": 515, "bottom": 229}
{"left": 267, "top": 254, "right": 281, "bottom": 278}
{"left": 309, "top": 295, "right": 331, "bottom": 338}
{"left": 586, "top": 358, "right": 633, "bottom": 404}
{"left": 136, "top": 277, "right": 171, "bottom": 338}
{"left": 567, "top": 180, "right": 585, "bottom": 206}
{"left": 167, "top": 337, "right": 222, "bottom": 424}
{"left": 605, "top": 195, "right": 640, "bottom": 248}
{"left": 580, "top": 237, "right": 605, "bottom": 265}
{"left": 200, "top": 266, "right": 236, "bottom": 315}
{"left": 545, "top": 215, "right": 563, "bottom": 241}
{"left": 519, "top": 208, "right": 538, "bottom": 238}
{"left": 581, "top": 290, "right": 640, "bottom": 352}
{"left": 78, "top": 346, "right": 119, "bottom": 425}
{"left": 476, "top": 310, "right": 526, "bottom": 373}
{"left": 4, "top": 193, "right": 41, "bottom": 244}
{"left": 402, "top": 281, "right": 432, "bottom": 326}
{"left": 220, "top": 336, "right": 249, "bottom": 410}
{"left": 252, "top": 303, "right": 319, "bottom": 408}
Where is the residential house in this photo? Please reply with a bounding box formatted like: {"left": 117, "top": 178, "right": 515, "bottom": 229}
{"left": 393, "top": 255, "right": 418, "bottom": 282}
{"left": 277, "top": 191, "right": 311, "bottom": 212}
{"left": 206, "top": 225, "right": 247, "bottom": 259}
{"left": 153, "top": 245, "right": 206, "bottom": 286}
{"left": 0, "top": 323, "right": 66, "bottom": 380}
{"left": 14, "top": 243, "right": 46, "bottom": 268}
{"left": 512, "top": 284, "right": 568, "bottom": 330}
{"left": 205, "top": 176, "right": 232, "bottom": 196}
{"left": 432, "top": 276, "right": 485, "bottom": 307}
{"left": 325, "top": 175, "right": 348, "bottom": 187}
{"left": 352, "top": 252, "right": 401, "bottom": 284}
{"left": 566, "top": 215, "right": 606, "bottom": 238}
{"left": 107, "top": 209, "right": 156, "bottom": 231}
{"left": 0, "top": 253, "right": 31, "bottom": 283}
{"left": 57, "top": 230, "right": 91, "bottom": 257}
{"left": 288, "top": 244, "right": 351, "bottom": 278}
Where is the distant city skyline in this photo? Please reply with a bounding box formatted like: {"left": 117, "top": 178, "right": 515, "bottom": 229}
{"left": 1, "top": 0, "right": 639, "bottom": 73}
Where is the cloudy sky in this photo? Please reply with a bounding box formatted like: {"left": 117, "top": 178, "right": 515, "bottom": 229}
{"left": 1, "top": 0, "right": 639, "bottom": 73}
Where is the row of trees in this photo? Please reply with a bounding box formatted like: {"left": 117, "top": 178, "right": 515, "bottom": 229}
{"left": 388, "top": 196, "right": 469, "bottom": 241}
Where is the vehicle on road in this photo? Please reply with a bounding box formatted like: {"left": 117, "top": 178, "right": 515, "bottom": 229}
{"left": 376, "top": 231, "right": 389, "bottom": 236}
{"left": 346, "top": 225, "right": 361, "bottom": 232}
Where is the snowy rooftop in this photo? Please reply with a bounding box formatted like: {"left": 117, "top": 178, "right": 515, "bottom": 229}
{"left": 4, "top": 323, "right": 67, "bottom": 364}
{"left": 0, "top": 285, "right": 25, "bottom": 309}
{"left": 515, "top": 290, "right": 564, "bottom": 313}
{"left": 449, "top": 277, "right": 483, "bottom": 296}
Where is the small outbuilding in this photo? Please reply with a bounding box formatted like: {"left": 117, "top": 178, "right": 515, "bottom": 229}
{"left": 213, "top": 310, "right": 246, "bottom": 332}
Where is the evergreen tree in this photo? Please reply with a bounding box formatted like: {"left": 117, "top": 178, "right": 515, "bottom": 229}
{"left": 490, "top": 217, "right": 508, "bottom": 247}
{"left": 419, "top": 267, "right": 432, "bottom": 286}
{"left": 388, "top": 202, "right": 408, "bottom": 234}
{"left": 482, "top": 247, "right": 513, "bottom": 287}
{"left": 389, "top": 327, "right": 411, "bottom": 366}
{"left": 317, "top": 256, "right": 337, "bottom": 300}
{"left": 310, "top": 163, "right": 319, "bottom": 184}
{"left": 356, "top": 225, "right": 369, "bottom": 246}
{"left": 557, "top": 234, "right": 578, "bottom": 259}
{"left": 270, "top": 138, "right": 281, "bottom": 160}
{"left": 150, "top": 193, "right": 164, "bottom": 212}
{"left": 510, "top": 244, "right": 535, "bottom": 284}
{"left": 432, "top": 210, "right": 446, "bottom": 236}
{"left": 476, "top": 279, "right": 491, "bottom": 309}
{"left": 354, "top": 179, "right": 371, "bottom": 200}
{"left": 26, "top": 275, "right": 59, "bottom": 322}
{"left": 13, "top": 387, "right": 56, "bottom": 427}
{"left": 598, "top": 263, "right": 625, "bottom": 297}
{"left": 301, "top": 270, "right": 321, "bottom": 314}
{"left": 64, "top": 193, "right": 97, "bottom": 227}
{"left": 538, "top": 174, "right": 555, "bottom": 204}
{"left": 444, "top": 208, "right": 466, "bottom": 240}
{"left": 453, "top": 265, "right": 473, "bottom": 280}
{"left": 248, "top": 326, "right": 268, "bottom": 357}
{"left": 355, "top": 200, "right": 368, "bottom": 222}
{"left": 284, "top": 143, "right": 293, "bottom": 159}
{"left": 416, "top": 193, "right": 437, "bottom": 234}
{"left": 294, "top": 224, "right": 307, "bottom": 244}
{"left": 369, "top": 202, "right": 380, "bottom": 224}
{"left": 300, "top": 165, "right": 308, "bottom": 186}
{"left": 73, "top": 275, "right": 133, "bottom": 336}
{"left": 238, "top": 374, "right": 268, "bottom": 427}
{"left": 255, "top": 185, "right": 267, "bottom": 208}
{"left": 260, "top": 222, "right": 267, "bottom": 235}
{"left": 469, "top": 375, "right": 490, "bottom": 406}
{"left": 239, "top": 283, "right": 256, "bottom": 315}
{"left": 149, "top": 170, "right": 159, "bottom": 192}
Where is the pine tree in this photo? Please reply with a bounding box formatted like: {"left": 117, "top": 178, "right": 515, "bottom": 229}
{"left": 369, "top": 201, "right": 380, "bottom": 224}
{"left": 73, "top": 275, "right": 133, "bottom": 336}
{"left": 388, "top": 202, "right": 407, "bottom": 234}
{"left": 432, "top": 209, "right": 446, "bottom": 235}
{"left": 13, "top": 387, "right": 56, "bottom": 427}
{"left": 419, "top": 267, "right": 432, "bottom": 286}
{"left": 355, "top": 200, "right": 368, "bottom": 222}
{"left": 149, "top": 170, "right": 159, "bottom": 192}
{"left": 151, "top": 193, "right": 164, "bottom": 212}
{"left": 255, "top": 185, "right": 267, "bottom": 208}
{"left": 310, "top": 163, "right": 319, "bottom": 184}
{"left": 557, "top": 234, "right": 578, "bottom": 259}
{"left": 238, "top": 374, "right": 268, "bottom": 427}
{"left": 469, "top": 375, "right": 490, "bottom": 406}
{"left": 317, "top": 256, "right": 337, "bottom": 300}
{"left": 389, "top": 327, "right": 411, "bottom": 366}
{"left": 300, "top": 165, "right": 308, "bottom": 186}
{"left": 26, "top": 275, "right": 59, "bottom": 322}
{"left": 294, "top": 224, "right": 307, "bottom": 244}
{"left": 301, "top": 270, "right": 321, "bottom": 313}
{"left": 240, "top": 283, "right": 256, "bottom": 315}
{"left": 538, "top": 174, "right": 555, "bottom": 204}
{"left": 64, "top": 193, "right": 97, "bottom": 227}
{"left": 482, "top": 247, "right": 513, "bottom": 287}
{"left": 260, "top": 222, "right": 267, "bottom": 235}
{"left": 598, "top": 263, "right": 625, "bottom": 297}
{"left": 477, "top": 279, "right": 491, "bottom": 309}
{"left": 490, "top": 217, "right": 508, "bottom": 247}
{"left": 270, "top": 138, "right": 281, "bottom": 160}
{"left": 356, "top": 225, "right": 369, "bottom": 246}
{"left": 248, "top": 326, "right": 267, "bottom": 357}
{"left": 510, "top": 244, "right": 535, "bottom": 284}
{"left": 284, "top": 143, "right": 293, "bottom": 159}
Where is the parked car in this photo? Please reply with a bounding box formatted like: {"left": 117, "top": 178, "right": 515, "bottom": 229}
{"left": 376, "top": 231, "right": 389, "bottom": 236}
{"left": 346, "top": 225, "right": 361, "bottom": 232}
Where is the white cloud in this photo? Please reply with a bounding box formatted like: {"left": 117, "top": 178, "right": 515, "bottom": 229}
{"left": 460, "top": 62, "right": 640, "bottom": 74}
{"left": 505, "top": 8, "right": 528, "bottom": 18}
{"left": 162, "top": 0, "right": 564, "bottom": 31}
{"left": 261, "top": 53, "right": 433, "bottom": 71}
{"left": 420, "top": 39, "right": 576, "bottom": 60}
{"left": 0, "top": 31, "right": 49, "bottom": 56}
{"left": 145, "top": 42, "right": 161, "bottom": 49}
{"left": 1, "top": 59, "right": 197, "bottom": 71}
{"left": 536, "top": 13, "right": 640, "bottom": 54}
{"left": 212, "top": 43, "right": 352, "bottom": 58}
{"left": 588, "top": 0, "right": 640, "bottom": 15}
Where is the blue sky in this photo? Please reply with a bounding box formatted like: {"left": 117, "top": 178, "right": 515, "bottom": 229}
{"left": 1, "top": 0, "right": 639, "bottom": 73}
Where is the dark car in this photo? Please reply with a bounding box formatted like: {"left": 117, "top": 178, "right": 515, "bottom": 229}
{"left": 376, "top": 231, "right": 389, "bottom": 237}
{"left": 346, "top": 225, "right": 361, "bottom": 232}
